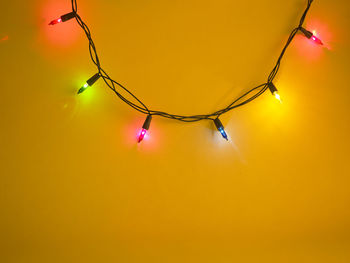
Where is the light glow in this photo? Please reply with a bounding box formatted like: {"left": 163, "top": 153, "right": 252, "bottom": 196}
{"left": 273, "top": 91, "right": 282, "bottom": 103}
{"left": 1, "top": 35, "right": 9, "bottom": 42}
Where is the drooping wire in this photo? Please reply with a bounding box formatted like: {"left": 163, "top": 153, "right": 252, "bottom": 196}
{"left": 72, "top": 0, "right": 313, "bottom": 122}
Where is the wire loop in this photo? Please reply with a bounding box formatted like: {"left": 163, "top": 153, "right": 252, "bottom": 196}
{"left": 72, "top": 0, "right": 314, "bottom": 122}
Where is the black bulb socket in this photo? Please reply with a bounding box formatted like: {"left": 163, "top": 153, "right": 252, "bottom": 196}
{"left": 268, "top": 82, "right": 278, "bottom": 95}
{"left": 87, "top": 73, "right": 101, "bottom": 86}
{"left": 299, "top": 27, "right": 313, "bottom": 39}
{"left": 142, "top": 115, "right": 152, "bottom": 130}
{"left": 214, "top": 118, "right": 224, "bottom": 130}
{"left": 61, "top": 12, "right": 77, "bottom": 22}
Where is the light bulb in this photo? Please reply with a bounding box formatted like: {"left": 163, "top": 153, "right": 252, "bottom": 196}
{"left": 268, "top": 83, "right": 282, "bottom": 103}
{"left": 138, "top": 129, "right": 147, "bottom": 143}
{"left": 49, "top": 18, "right": 62, "bottom": 26}
{"left": 299, "top": 27, "right": 323, "bottom": 45}
{"left": 311, "top": 35, "right": 323, "bottom": 45}
{"left": 214, "top": 118, "right": 228, "bottom": 141}
{"left": 273, "top": 91, "right": 282, "bottom": 103}
{"left": 49, "top": 12, "right": 76, "bottom": 26}
{"left": 138, "top": 115, "right": 152, "bottom": 143}
{"left": 78, "top": 73, "right": 101, "bottom": 94}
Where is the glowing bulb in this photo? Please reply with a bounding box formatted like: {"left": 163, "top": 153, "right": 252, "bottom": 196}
{"left": 299, "top": 27, "right": 323, "bottom": 45}
{"left": 138, "top": 115, "right": 152, "bottom": 143}
{"left": 268, "top": 82, "right": 282, "bottom": 103}
{"left": 138, "top": 129, "right": 147, "bottom": 143}
{"left": 49, "top": 12, "right": 76, "bottom": 26}
{"left": 78, "top": 83, "right": 89, "bottom": 94}
{"left": 49, "top": 18, "right": 62, "bottom": 26}
{"left": 77, "top": 73, "right": 101, "bottom": 94}
{"left": 273, "top": 91, "right": 282, "bottom": 103}
{"left": 311, "top": 35, "right": 323, "bottom": 45}
{"left": 219, "top": 127, "right": 228, "bottom": 141}
{"left": 214, "top": 118, "right": 228, "bottom": 141}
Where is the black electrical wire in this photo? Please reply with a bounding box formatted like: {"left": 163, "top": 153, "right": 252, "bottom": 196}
{"left": 71, "top": 0, "right": 314, "bottom": 122}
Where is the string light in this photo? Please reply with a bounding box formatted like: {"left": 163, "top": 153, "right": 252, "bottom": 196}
{"left": 78, "top": 73, "right": 101, "bottom": 94}
{"left": 51, "top": 0, "right": 322, "bottom": 143}
{"left": 138, "top": 115, "right": 152, "bottom": 143}
{"left": 268, "top": 83, "right": 282, "bottom": 103}
{"left": 214, "top": 118, "right": 228, "bottom": 141}
{"left": 299, "top": 27, "right": 323, "bottom": 45}
{"left": 49, "top": 11, "right": 76, "bottom": 26}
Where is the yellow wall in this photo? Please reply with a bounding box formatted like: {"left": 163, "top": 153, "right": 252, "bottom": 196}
{"left": 1, "top": 0, "right": 350, "bottom": 262}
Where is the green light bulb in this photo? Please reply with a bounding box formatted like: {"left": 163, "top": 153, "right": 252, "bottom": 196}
{"left": 77, "top": 73, "right": 101, "bottom": 95}
{"left": 78, "top": 83, "right": 89, "bottom": 94}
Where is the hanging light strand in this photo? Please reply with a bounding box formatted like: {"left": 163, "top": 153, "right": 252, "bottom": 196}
{"left": 50, "top": 0, "right": 322, "bottom": 141}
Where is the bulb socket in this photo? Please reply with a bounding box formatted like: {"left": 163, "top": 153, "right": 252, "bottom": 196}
{"left": 87, "top": 73, "right": 101, "bottom": 86}
{"left": 142, "top": 115, "right": 152, "bottom": 130}
{"left": 61, "top": 12, "right": 77, "bottom": 22}
{"left": 268, "top": 82, "right": 278, "bottom": 95}
{"left": 214, "top": 118, "right": 224, "bottom": 131}
{"left": 299, "top": 27, "right": 313, "bottom": 39}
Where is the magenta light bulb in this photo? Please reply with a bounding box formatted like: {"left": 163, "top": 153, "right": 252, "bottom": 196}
{"left": 137, "top": 115, "right": 152, "bottom": 143}
{"left": 311, "top": 35, "right": 323, "bottom": 45}
{"left": 138, "top": 129, "right": 147, "bottom": 143}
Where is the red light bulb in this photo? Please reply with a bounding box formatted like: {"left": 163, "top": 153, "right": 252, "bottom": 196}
{"left": 49, "top": 18, "right": 62, "bottom": 26}
{"left": 49, "top": 12, "right": 76, "bottom": 26}
{"left": 137, "top": 115, "right": 152, "bottom": 143}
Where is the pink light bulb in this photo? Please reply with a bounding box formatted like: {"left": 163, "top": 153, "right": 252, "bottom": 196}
{"left": 311, "top": 35, "right": 323, "bottom": 45}
{"left": 138, "top": 128, "right": 147, "bottom": 143}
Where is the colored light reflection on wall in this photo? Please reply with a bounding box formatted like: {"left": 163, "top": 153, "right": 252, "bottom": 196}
{"left": 1, "top": 35, "right": 9, "bottom": 42}
{"left": 38, "top": 1, "right": 81, "bottom": 48}
{"left": 294, "top": 20, "right": 331, "bottom": 60}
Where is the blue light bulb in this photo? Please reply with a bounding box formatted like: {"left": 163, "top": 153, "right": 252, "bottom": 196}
{"left": 219, "top": 127, "right": 228, "bottom": 141}
{"left": 214, "top": 118, "right": 229, "bottom": 141}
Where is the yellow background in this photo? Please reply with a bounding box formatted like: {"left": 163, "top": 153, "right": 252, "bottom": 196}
{"left": 1, "top": 0, "right": 350, "bottom": 262}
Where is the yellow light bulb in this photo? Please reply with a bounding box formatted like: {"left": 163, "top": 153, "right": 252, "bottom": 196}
{"left": 273, "top": 91, "right": 282, "bottom": 103}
